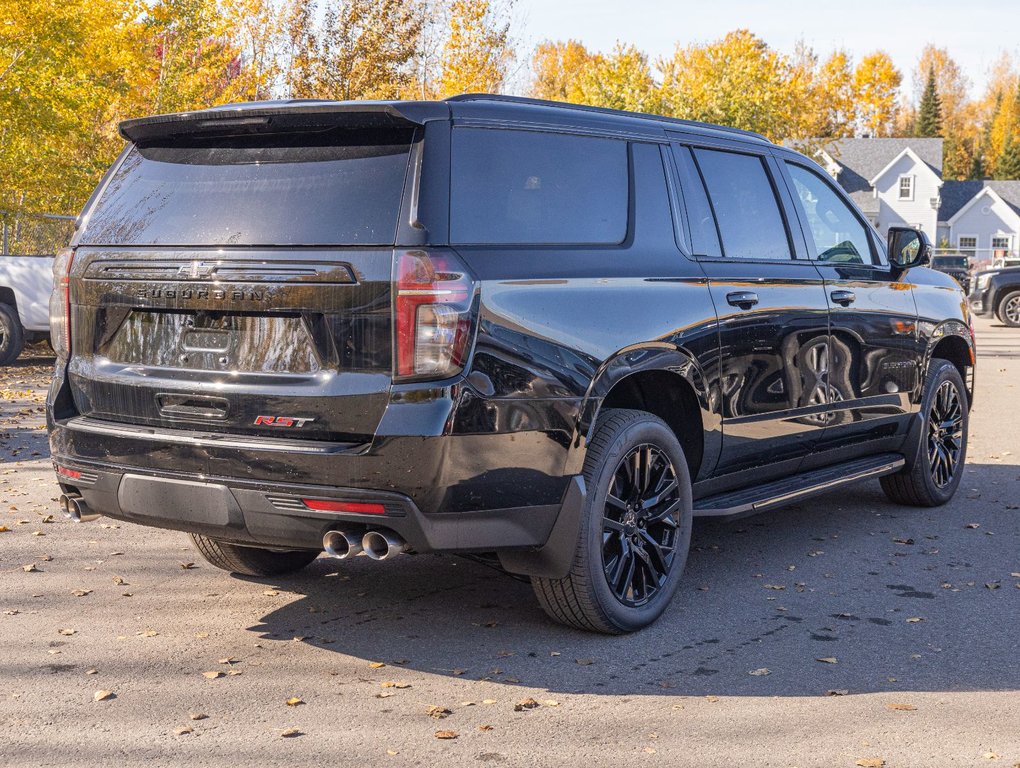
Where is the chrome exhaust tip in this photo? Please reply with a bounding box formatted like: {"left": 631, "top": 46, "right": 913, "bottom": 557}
{"left": 60, "top": 494, "right": 99, "bottom": 523}
{"left": 362, "top": 530, "right": 408, "bottom": 561}
{"left": 322, "top": 530, "right": 363, "bottom": 560}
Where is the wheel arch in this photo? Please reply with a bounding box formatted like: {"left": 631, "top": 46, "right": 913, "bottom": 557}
{"left": 567, "top": 343, "right": 720, "bottom": 482}
{"left": 925, "top": 321, "right": 974, "bottom": 406}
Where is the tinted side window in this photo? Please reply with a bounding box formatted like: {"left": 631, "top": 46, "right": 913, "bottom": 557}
{"left": 786, "top": 163, "right": 873, "bottom": 264}
{"left": 671, "top": 145, "right": 722, "bottom": 258}
{"left": 451, "top": 128, "right": 628, "bottom": 245}
{"left": 693, "top": 149, "right": 792, "bottom": 260}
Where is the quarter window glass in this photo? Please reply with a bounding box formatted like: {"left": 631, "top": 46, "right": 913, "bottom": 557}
{"left": 786, "top": 163, "right": 872, "bottom": 265}
{"left": 693, "top": 149, "right": 791, "bottom": 260}
{"left": 451, "top": 128, "right": 628, "bottom": 245}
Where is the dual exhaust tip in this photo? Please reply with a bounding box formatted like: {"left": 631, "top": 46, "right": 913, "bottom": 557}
{"left": 323, "top": 529, "right": 407, "bottom": 561}
{"left": 60, "top": 494, "right": 100, "bottom": 523}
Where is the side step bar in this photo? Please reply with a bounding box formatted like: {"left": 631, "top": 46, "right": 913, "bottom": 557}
{"left": 693, "top": 453, "right": 905, "bottom": 520}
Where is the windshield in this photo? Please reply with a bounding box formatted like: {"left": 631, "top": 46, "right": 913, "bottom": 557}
{"left": 80, "top": 124, "right": 414, "bottom": 246}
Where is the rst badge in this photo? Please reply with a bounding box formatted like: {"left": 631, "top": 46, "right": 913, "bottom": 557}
{"left": 253, "top": 415, "right": 315, "bottom": 428}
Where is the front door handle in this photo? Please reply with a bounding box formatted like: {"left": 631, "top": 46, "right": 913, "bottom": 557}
{"left": 830, "top": 289, "right": 856, "bottom": 306}
{"left": 726, "top": 291, "right": 759, "bottom": 309}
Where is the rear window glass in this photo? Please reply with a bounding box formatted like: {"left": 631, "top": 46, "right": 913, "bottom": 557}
{"left": 693, "top": 148, "right": 792, "bottom": 260}
{"left": 80, "top": 125, "right": 413, "bottom": 246}
{"left": 450, "top": 128, "right": 628, "bottom": 245}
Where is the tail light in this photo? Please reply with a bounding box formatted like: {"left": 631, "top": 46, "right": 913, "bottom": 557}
{"left": 49, "top": 247, "right": 75, "bottom": 359}
{"left": 394, "top": 250, "right": 476, "bottom": 381}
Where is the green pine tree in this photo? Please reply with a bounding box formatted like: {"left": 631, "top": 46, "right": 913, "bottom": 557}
{"left": 915, "top": 66, "right": 943, "bottom": 137}
{"left": 968, "top": 147, "right": 987, "bottom": 180}
{"left": 995, "top": 135, "right": 1020, "bottom": 179}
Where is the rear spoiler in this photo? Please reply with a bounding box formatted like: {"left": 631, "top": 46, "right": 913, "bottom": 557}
{"left": 118, "top": 100, "right": 449, "bottom": 143}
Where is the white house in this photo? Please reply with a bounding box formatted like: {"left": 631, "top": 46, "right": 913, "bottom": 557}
{"left": 810, "top": 137, "right": 1020, "bottom": 268}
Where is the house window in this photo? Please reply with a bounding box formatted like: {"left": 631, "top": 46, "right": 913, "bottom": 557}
{"left": 991, "top": 235, "right": 1011, "bottom": 251}
{"left": 958, "top": 236, "right": 978, "bottom": 258}
{"left": 898, "top": 175, "right": 914, "bottom": 200}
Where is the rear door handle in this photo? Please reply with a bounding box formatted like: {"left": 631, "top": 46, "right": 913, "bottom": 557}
{"left": 830, "top": 289, "right": 856, "bottom": 306}
{"left": 726, "top": 291, "right": 759, "bottom": 309}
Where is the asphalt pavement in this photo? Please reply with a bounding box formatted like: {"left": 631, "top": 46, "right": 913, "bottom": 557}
{"left": 1, "top": 320, "right": 1018, "bottom": 768}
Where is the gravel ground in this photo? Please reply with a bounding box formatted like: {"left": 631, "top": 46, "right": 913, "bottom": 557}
{"left": 1, "top": 320, "right": 1018, "bottom": 768}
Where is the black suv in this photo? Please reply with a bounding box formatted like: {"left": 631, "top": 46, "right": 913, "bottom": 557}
{"left": 969, "top": 265, "right": 1020, "bottom": 326}
{"left": 48, "top": 96, "right": 975, "bottom": 633}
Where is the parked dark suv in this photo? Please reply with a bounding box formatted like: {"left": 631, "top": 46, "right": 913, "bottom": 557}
{"left": 48, "top": 96, "right": 975, "bottom": 633}
{"left": 969, "top": 265, "right": 1020, "bottom": 326}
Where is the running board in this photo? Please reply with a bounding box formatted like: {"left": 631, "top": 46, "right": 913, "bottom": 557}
{"left": 693, "top": 453, "right": 905, "bottom": 520}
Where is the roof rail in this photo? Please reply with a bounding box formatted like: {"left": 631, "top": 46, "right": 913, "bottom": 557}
{"left": 444, "top": 93, "right": 770, "bottom": 143}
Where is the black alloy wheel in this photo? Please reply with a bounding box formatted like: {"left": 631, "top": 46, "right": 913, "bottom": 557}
{"left": 602, "top": 444, "right": 682, "bottom": 607}
{"left": 927, "top": 379, "right": 964, "bottom": 489}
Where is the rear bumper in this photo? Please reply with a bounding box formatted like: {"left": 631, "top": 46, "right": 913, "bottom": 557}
{"left": 968, "top": 288, "right": 993, "bottom": 316}
{"left": 53, "top": 456, "right": 575, "bottom": 557}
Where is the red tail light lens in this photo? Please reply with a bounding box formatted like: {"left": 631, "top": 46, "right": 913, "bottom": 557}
{"left": 301, "top": 499, "right": 386, "bottom": 514}
{"left": 49, "top": 247, "right": 75, "bottom": 359}
{"left": 394, "top": 250, "right": 476, "bottom": 380}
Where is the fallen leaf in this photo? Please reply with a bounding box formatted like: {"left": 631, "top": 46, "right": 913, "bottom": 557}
{"left": 262, "top": 590, "right": 279, "bottom": 597}
{"left": 201, "top": 671, "right": 224, "bottom": 680}
{"left": 705, "top": 696, "right": 720, "bottom": 702}
{"left": 826, "top": 689, "right": 849, "bottom": 696}
{"left": 380, "top": 681, "right": 411, "bottom": 689}
{"left": 514, "top": 698, "right": 540, "bottom": 711}
{"left": 451, "top": 668, "right": 467, "bottom": 676}
{"left": 85, "top": 669, "right": 98, "bottom": 675}
{"left": 763, "top": 584, "right": 786, "bottom": 590}
{"left": 748, "top": 668, "right": 771, "bottom": 676}
{"left": 0, "top": 526, "right": 8, "bottom": 532}
{"left": 22, "top": 564, "right": 38, "bottom": 572}
{"left": 986, "top": 582, "right": 1001, "bottom": 590}
{"left": 71, "top": 589, "right": 92, "bottom": 597}
{"left": 575, "top": 658, "right": 595, "bottom": 666}
{"left": 93, "top": 690, "right": 115, "bottom": 702}
{"left": 386, "top": 750, "right": 398, "bottom": 756}
{"left": 482, "top": 699, "right": 497, "bottom": 705}
{"left": 179, "top": 562, "right": 196, "bottom": 569}
{"left": 644, "top": 747, "right": 657, "bottom": 754}
{"left": 816, "top": 657, "right": 838, "bottom": 664}
{"left": 906, "top": 617, "right": 925, "bottom": 623}
{"left": 544, "top": 700, "right": 560, "bottom": 706}
{"left": 112, "top": 576, "right": 126, "bottom": 585}
{"left": 286, "top": 697, "right": 304, "bottom": 707}
{"left": 886, "top": 703, "right": 917, "bottom": 711}
{"left": 189, "top": 712, "right": 208, "bottom": 720}
{"left": 369, "top": 662, "right": 386, "bottom": 669}
{"left": 375, "top": 693, "right": 394, "bottom": 699}
{"left": 139, "top": 630, "right": 158, "bottom": 637}
{"left": 982, "top": 752, "right": 999, "bottom": 760}
{"left": 478, "top": 725, "right": 493, "bottom": 732}
{"left": 57, "top": 628, "right": 76, "bottom": 636}
{"left": 434, "top": 730, "right": 458, "bottom": 740}
{"left": 174, "top": 726, "right": 193, "bottom": 736}
{"left": 965, "top": 523, "right": 980, "bottom": 529}
{"left": 426, "top": 705, "right": 452, "bottom": 719}
{"left": 855, "top": 759, "right": 885, "bottom": 767}
{"left": 218, "top": 657, "right": 237, "bottom": 665}
{"left": 280, "top": 727, "right": 302, "bottom": 738}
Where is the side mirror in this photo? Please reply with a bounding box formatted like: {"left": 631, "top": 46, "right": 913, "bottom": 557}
{"left": 887, "top": 227, "right": 932, "bottom": 269}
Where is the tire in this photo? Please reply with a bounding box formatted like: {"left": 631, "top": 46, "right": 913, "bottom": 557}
{"left": 880, "top": 359, "right": 968, "bottom": 507}
{"left": 0, "top": 303, "right": 25, "bottom": 366}
{"left": 189, "top": 534, "right": 320, "bottom": 576}
{"left": 531, "top": 409, "right": 693, "bottom": 634}
{"left": 996, "top": 289, "right": 1020, "bottom": 327}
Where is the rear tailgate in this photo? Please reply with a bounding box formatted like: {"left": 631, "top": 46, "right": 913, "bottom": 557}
{"left": 65, "top": 110, "right": 420, "bottom": 442}
{"left": 68, "top": 248, "right": 392, "bottom": 440}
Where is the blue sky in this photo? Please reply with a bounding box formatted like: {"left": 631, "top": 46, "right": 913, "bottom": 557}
{"left": 513, "top": 0, "right": 1020, "bottom": 100}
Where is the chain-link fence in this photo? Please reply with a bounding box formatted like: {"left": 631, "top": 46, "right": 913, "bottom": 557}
{"left": 1, "top": 211, "right": 76, "bottom": 256}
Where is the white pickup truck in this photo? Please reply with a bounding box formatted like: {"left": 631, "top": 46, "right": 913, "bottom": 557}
{"left": 0, "top": 254, "right": 54, "bottom": 364}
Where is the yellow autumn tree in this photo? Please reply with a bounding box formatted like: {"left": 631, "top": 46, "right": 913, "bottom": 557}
{"left": 575, "top": 43, "right": 659, "bottom": 113}
{"left": 853, "top": 51, "right": 902, "bottom": 137}
{"left": 0, "top": 0, "right": 139, "bottom": 217}
{"left": 530, "top": 39, "right": 593, "bottom": 103}
{"left": 658, "top": 30, "right": 814, "bottom": 140}
{"left": 223, "top": 0, "right": 282, "bottom": 102}
{"left": 813, "top": 50, "right": 858, "bottom": 137}
{"left": 438, "top": 0, "right": 514, "bottom": 97}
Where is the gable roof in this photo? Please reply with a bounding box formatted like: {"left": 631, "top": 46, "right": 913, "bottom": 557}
{"left": 817, "top": 137, "right": 944, "bottom": 180}
{"left": 868, "top": 147, "right": 943, "bottom": 186}
{"left": 940, "top": 180, "right": 1020, "bottom": 222}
